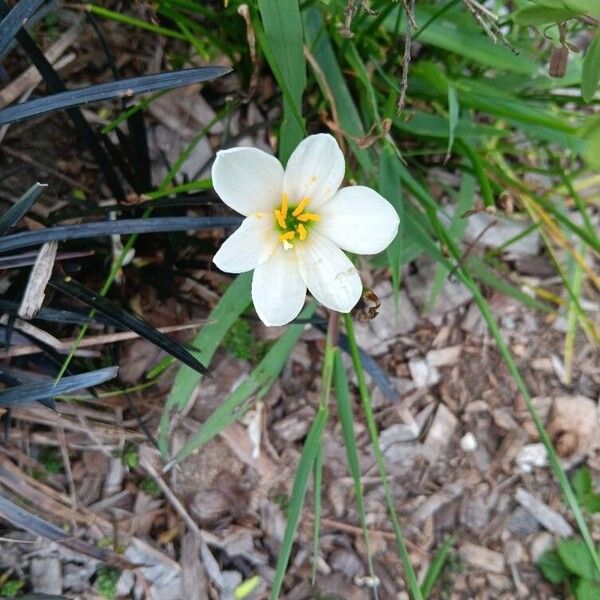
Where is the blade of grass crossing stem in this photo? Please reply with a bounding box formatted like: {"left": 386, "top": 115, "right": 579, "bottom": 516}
{"left": 0, "top": 182, "right": 46, "bottom": 236}
{"left": 333, "top": 351, "right": 379, "bottom": 596}
{"left": 257, "top": 0, "right": 306, "bottom": 162}
{"left": 171, "top": 303, "right": 316, "bottom": 465}
{"left": 420, "top": 536, "right": 454, "bottom": 598}
{"left": 87, "top": 4, "right": 188, "bottom": 41}
{"left": 271, "top": 406, "right": 328, "bottom": 600}
{"left": 158, "top": 272, "right": 252, "bottom": 457}
{"left": 343, "top": 314, "right": 423, "bottom": 600}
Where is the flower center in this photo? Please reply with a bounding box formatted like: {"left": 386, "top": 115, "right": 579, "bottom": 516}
{"left": 274, "top": 193, "right": 320, "bottom": 250}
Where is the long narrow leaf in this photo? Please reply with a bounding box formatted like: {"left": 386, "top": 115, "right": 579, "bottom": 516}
{"left": 0, "top": 493, "right": 134, "bottom": 569}
{"left": 0, "top": 182, "right": 46, "bottom": 236}
{"left": 0, "top": 66, "right": 231, "bottom": 126}
{"left": 270, "top": 407, "right": 328, "bottom": 600}
{"left": 159, "top": 272, "right": 252, "bottom": 457}
{"left": 0, "top": 0, "right": 45, "bottom": 59}
{"left": 0, "top": 366, "right": 117, "bottom": 407}
{"left": 49, "top": 277, "right": 208, "bottom": 375}
{"left": 0, "top": 216, "right": 241, "bottom": 253}
{"left": 171, "top": 302, "right": 316, "bottom": 464}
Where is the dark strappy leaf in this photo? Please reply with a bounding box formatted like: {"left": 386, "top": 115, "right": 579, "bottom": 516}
{"left": 0, "top": 183, "right": 46, "bottom": 236}
{"left": 0, "top": 66, "right": 232, "bottom": 125}
{"left": 0, "top": 366, "right": 118, "bottom": 407}
{"left": 0, "top": 216, "right": 242, "bottom": 253}
{"left": 49, "top": 277, "right": 208, "bottom": 374}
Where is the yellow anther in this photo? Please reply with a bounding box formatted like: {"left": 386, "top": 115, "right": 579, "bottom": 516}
{"left": 279, "top": 230, "right": 295, "bottom": 242}
{"left": 297, "top": 223, "right": 307, "bottom": 240}
{"left": 292, "top": 197, "right": 310, "bottom": 217}
{"left": 274, "top": 209, "right": 287, "bottom": 229}
{"left": 280, "top": 192, "right": 289, "bottom": 220}
{"left": 297, "top": 212, "right": 320, "bottom": 223}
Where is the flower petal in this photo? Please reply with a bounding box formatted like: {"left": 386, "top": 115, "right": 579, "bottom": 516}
{"left": 296, "top": 231, "right": 362, "bottom": 313}
{"left": 252, "top": 246, "right": 307, "bottom": 326}
{"left": 317, "top": 185, "right": 400, "bottom": 254}
{"left": 212, "top": 147, "right": 284, "bottom": 215}
{"left": 213, "top": 214, "right": 278, "bottom": 273}
{"left": 283, "top": 134, "right": 345, "bottom": 209}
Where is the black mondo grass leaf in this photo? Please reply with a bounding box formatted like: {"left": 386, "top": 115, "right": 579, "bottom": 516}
{"left": 49, "top": 277, "right": 208, "bottom": 375}
{"left": 0, "top": 493, "right": 136, "bottom": 569}
{"left": 0, "top": 182, "right": 47, "bottom": 236}
{"left": 0, "top": 66, "right": 232, "bottom": 126}
{"left": 0, "top": 0, "right": 46, "bottom": 59}
{"left": 0, "top": 216, "right": 242, "bottom": 253}
{"left": 0, "top": 366, "right": 118, "bottom": 407}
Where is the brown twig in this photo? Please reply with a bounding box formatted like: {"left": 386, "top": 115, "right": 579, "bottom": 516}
{"left": 398, "top": 0, "right": 415, "bottom": 113}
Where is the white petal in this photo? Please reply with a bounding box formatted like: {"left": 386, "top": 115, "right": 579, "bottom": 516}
{"left": 296, "top": 231, "right": 362, "bottom": 313}
{"left": 317, "top": 186, "right": 400, "bottom": 254}
{"left": 213, "top": 214, "right": 278, "bottom": 273}
{"left": 283, "top": 134, "right": 345, "bottom": 208}
{"left": 212, "top": 147, "right": 284, "bottom": 215}
{"left": 252, "top": 246, "right": 307, "bottom": 326}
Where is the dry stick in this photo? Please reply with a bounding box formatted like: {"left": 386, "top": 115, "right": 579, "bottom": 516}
{"left": 304, "top": 46, "right": 346, "bottom": 154}
{"left": 0, "top": 320, "right": 207, "bottom": 358}
{"left": 398, "top": 0, "right": 415, "bottom": 113}
{"left": 138, "top": 448, "right": 226, "bottom": 592}
{"left": 238, "top": 4, "right": 259, "bottom": 98}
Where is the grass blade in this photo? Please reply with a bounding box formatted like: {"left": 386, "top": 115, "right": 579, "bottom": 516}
{"left": 0, "top": 366, "right": 117, "bottom": 406}
{"left": 0, "top": 66, "right": 232, "bottom": 126}
{"left": 171, "top": 302, "right": 316, "bottom": 465}
{"left": 0, "top": 182, "right": 46, "bottom": 236}
{"left": 344, "top": 314, "right": 423, "bottom": 600}
{"left": 158, "top": 272, "right": 253, "bottom": 457}
{"left": 420, "top": 536, "right": 454, "bottom": 598}
{"left": 256, "top": 0, "right": 306, "bottom": 162}
{"left": 333, "top": 351, "right": 379, "bottom": 596}
{"left": 270, "top": 406, "right": 328, "bottom": 600}
{"left": 0, "top": 216, "right": 242, "bottom": 253}
{"left": 49, "top": 277, "right": 208, "bottom": 375}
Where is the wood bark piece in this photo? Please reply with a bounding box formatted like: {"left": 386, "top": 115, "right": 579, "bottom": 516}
{"left": 459, "top": 542, "right": 505, "bottom": 573}
{"left": 515, "top": 488, "right": 574, "bottom": 536}
{"left": 422, "top": 403, "right": 458, "bottom": 463}
{"left": 18, "top": 241, "right": 57, "bottom": 319}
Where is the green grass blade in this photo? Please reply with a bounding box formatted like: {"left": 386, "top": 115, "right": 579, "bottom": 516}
{"left": 270, "top": 406, "right": 328, "bottom": 600}
{"left": 311, "top": 443, "right": 323, "bottom": 584}
{"left": 333, "top": 351, "right": 379, "bottom": 596}
{"left": 172, "top": 303, "right": 316, "bottom": 464}
{"left": 420, "top": 536, "right": 454, "bottom": 598}
{"left": 158, "top": 272, "right": 252, "bottom": 457}
{"left": 343, "top": 314, "right": 423, "bottom": 600}
{"left": 257, "top": 0, "right": 306, "bottom": 162}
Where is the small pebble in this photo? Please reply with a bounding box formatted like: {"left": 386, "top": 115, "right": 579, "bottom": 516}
{"left": 460, "top": 432, "right": 478, "bottom": 452}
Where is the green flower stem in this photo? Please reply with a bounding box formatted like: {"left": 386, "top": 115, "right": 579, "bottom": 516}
{"left": 311, "top": 312, "right": 338, "bottom": 583}
{"left": 343, "top": 313, "right": 423, "bottom": 600}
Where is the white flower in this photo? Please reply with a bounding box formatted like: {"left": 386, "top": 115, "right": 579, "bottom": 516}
{"left": 211, "top": 134, "right": 400, "bottom": 326}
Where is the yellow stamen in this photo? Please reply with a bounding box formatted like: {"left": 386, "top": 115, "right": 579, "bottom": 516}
{"left": 280, "top": 192, "right": 289, "bottom": 220}
{"left": 297, "top": 223, "right": 307, "bottom": 240}
{"left": 274, "top": 209, "right": 287, "bottom": 229}
{"left": 279, "top": 230, "right": 295, "bottom": 242}
{"left": 297, "top": 212, "right": 320, "bottom": 223}
{"left": 292, "top": 197, "right": 310, "bottom": 217}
